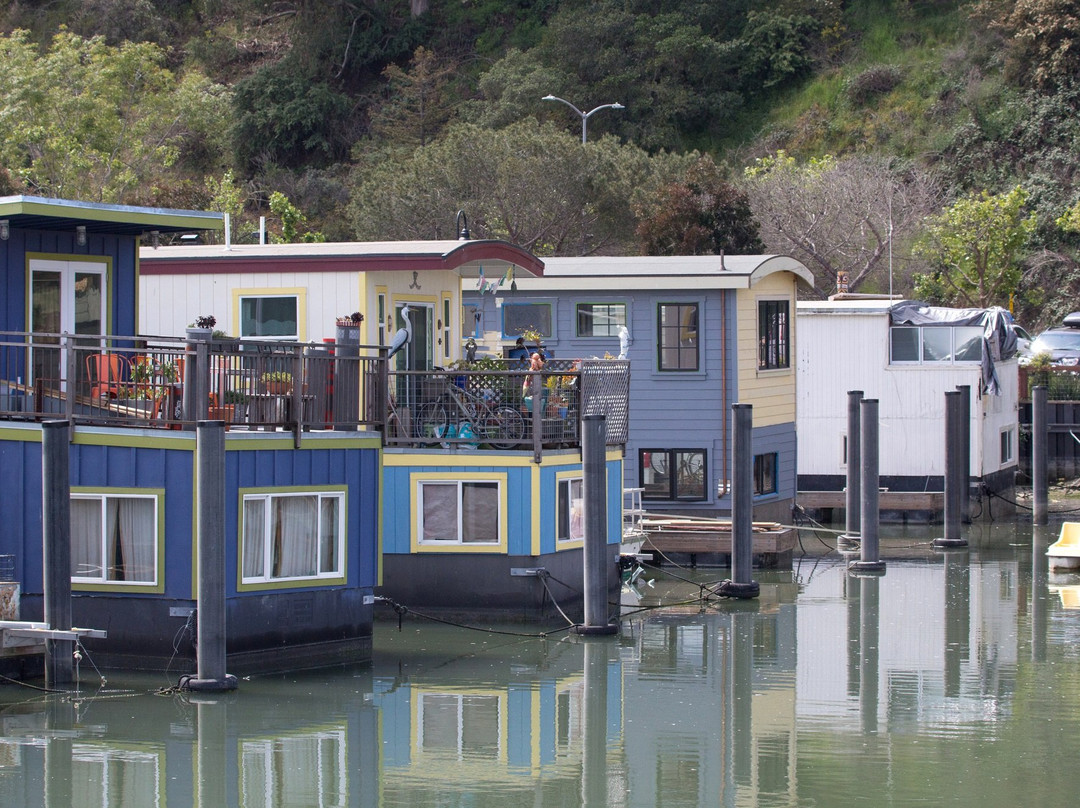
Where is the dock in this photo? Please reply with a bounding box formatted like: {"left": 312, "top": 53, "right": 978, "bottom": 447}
{"left": 639, "top": 517, "right": 797, "bottom": 568}
{"left": 797, "top": 490, "right": 944, "bottom": 512}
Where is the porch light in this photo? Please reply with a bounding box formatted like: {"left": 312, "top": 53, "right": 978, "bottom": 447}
{"left": 76, "top": 225, "right": 87, "bottom": 246}
{"left": 456, "top": 210, "right": 470, "bottom": 240}
{"left": 0, "top": 220, "right": 8, "bottom": 240}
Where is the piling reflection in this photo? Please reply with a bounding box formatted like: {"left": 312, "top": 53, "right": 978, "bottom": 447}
{"left": 6, "top": 526, "right": 1080, "bottom": 806}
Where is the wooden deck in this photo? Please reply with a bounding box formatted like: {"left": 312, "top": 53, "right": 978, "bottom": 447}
{"left": 797, "top": 490, "right": 944, "bottom": 511}
{"left": 639, "top": 519, "right": 797, "bottom": 568}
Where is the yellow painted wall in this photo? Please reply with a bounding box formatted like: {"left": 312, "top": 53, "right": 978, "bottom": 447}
{"left": 736, "top": 273, "right": 798, "bottom": 427}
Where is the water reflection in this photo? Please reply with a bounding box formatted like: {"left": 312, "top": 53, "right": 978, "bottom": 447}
{"left": 5, "top": 522, "right": 1080, "bottom": 805}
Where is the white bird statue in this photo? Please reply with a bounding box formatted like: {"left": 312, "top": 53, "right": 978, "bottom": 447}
{"left": 387, "top": 305, "right": 413, "bottom": 360}
{"left": 618, "top": 325, "right": 631, "bottom": 360}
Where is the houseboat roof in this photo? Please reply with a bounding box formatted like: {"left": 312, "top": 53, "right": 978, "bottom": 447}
{"left": 140, "top": 239, "right": 545, "bottom": 278}
{"left": 507, "top": 254, "right": 813, "bottom": 290}
{"left": 0, "top": 195, "right": 223, "bottom": 236}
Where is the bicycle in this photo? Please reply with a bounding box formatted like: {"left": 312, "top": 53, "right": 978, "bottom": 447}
{"left": 415, "top": 375, "right": 525, "bottom": 449}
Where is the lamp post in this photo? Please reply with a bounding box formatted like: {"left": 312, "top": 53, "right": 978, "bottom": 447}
{"left": 542, "top": 95, "right": 624, "bottom": 143}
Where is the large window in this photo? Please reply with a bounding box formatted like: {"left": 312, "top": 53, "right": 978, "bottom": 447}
{"left": 576, "top": 302, "right": 626, "bottom": 337}
{"left": 419, "top": 480, "right": 500, "bottom": 544}
{"left": 239, "top": 294, "right": 299, "bottom": 339}
{"left": 754, "top": 453, "right": 778, "bottom": 496}
{"left": 557, "top": 477, "right": 585, "bottom": 544}
{"left": 242, "top": 492, "right": 344, "bottom": 583}
{"left": 241, "top": 731, "right": 345, "bottom": 807}
{"left": 502, "top": 302, "right": 553, "bottom": 339}
{"left": 657, "top": 303, "right": 699, "bottom": 371}
{"left": 71, "top": 493, "right": 158, "bottom": 585}
{"left": 890, "top": 326, "right": 983, "bottom": 364}
{"left": 758, "top": 300, "right": 790, "bottom": 370}
{"left": 640, "top": 449, "right": 707, "bottom": 501}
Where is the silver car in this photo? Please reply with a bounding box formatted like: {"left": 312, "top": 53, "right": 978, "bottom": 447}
{"left": 1031, "top": 313, "right": 1080, "bottom": 365}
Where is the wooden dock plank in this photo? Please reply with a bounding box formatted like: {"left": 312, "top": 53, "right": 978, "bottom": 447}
{"left": 642, "top": 527, "right": 797, "bottom": 556}
{"left": 797, "top": 491, "right": 944, "bottom": 510}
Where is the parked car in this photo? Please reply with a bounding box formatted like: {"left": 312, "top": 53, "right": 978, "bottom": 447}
{"left": 1012, "top": 323, "right": 1034, "bottom": 361}
{"left": 1031, "top": 313, "right": 1080, "bottom": 366}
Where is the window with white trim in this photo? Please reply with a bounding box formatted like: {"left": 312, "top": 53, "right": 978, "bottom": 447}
{"left": 557, "top": 477, "right": 584, "bottom": 543}
{"left": 419, "top": 480, "right": 500, "bottom": 544}
{"left": 71, "top": 494, "right": 158, "bottom": 584}
{"left": 576, "top": 302, "right": 626, "bottom": 337}
{"left": 890, "top": 326, "right": 983, "bottom": 364}
{"left": 242, "top": 492, "right": 344, "bottom": 583}
{"left": 1000, "top": 427, "right": 1014, "bottom": 465}
{"left": 418, "top": 693, "right": 503, "bottom": 759}
{"left": 239, "top": 294, "right": 299, "bottom": 339}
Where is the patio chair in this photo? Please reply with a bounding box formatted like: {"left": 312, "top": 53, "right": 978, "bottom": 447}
{"left": 86, "top": 353, "right": 130, "bottom": 399}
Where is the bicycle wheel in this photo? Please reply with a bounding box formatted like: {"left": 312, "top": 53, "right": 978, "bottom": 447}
{"left": 415, "top": 401, "right": 450, "bottom": 441}
{"left": 485, "top": 405, "right": 525, "bottom": 449}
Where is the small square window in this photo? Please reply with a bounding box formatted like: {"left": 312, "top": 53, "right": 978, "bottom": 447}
{"left": 239, "top": 295, "right": 299, "bottom": 339}
{"left": 502, "top": 302, "right": 553, "bottom": 339}
{"left": 640, "top": 449, "right": 707, "bottom": 501}
{"left": 419, "top": 480, "right": 500, "bottom": 544}
{"left": 576, "top": 303, "right": 626, "bottom": 337}
{"left": 754, "top": 453, "right": 778, "bottom": 496}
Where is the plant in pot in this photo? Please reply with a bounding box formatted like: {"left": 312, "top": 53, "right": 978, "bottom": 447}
{"left": 187, "top": 315, "right": 216, "bottom": 341}
{"left": 260, "top": 371, "right": 293, "bottom": 395}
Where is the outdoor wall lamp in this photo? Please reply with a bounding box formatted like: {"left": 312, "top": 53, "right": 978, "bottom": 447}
{"left": 0, "top": 220, "right": 8, "bottom": 240}
{"left": 456, "top": 210, "right": 470, "bottom": 240}
{"left": 76, "top": 225, "right": 87, "bottom": 246}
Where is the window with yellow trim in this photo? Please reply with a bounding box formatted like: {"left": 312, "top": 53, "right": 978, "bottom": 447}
{"left": 239, "top": 294, "right": 298, "bottom": 339}
{"left": 71, "top": 494, "right": 158, "bottom": 584}
{"left": 556, "top": 477, "right": 584, "bottom": 543}
{"left": 419, "top": 480, "right": 500, "bottom": 544}
{"left": 242, "top": 492, "right": 343, "bottom": 582}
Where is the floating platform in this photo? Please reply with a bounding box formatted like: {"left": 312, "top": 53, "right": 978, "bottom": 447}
{"left": 1047, "top": 522, "right": 1080, "bottom": 571}
{"left": 797, "top": 491, "right": 944, "bottom": 511}
{"left": 640, "top": 517, "right": 796, "bottom": 569}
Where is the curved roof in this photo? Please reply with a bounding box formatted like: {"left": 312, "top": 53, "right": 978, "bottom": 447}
{"left": 139, "top": 239, "right": 544, "bottom": 277}
{"left": 513, "top": 254, "right": 813, "bottom": 290}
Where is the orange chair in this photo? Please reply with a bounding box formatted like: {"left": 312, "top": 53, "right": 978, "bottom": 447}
{"left": 86, "top": 353, "right": 130, "bottom": 399}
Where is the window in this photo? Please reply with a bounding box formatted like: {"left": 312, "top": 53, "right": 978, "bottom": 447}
{"left": 419, "top": 480, "right": 500, "bottom": 544}
{"left": 657, "top": 303, "right": 699, "bottom": 371}
{"left": 377, "top": 291, "right": 387, "bottom": 345}
{"left": 1000, "top": 428, "right": 1013, "bottom": 465}
{"left": 576, "top": 303, "right": 626, "bottom": 337}
{"left": 239, "top": 295, "right": 299, "bottom": 339}
{"left": 754, "top": 453, "right": 778, "bottom": 496}
{"left": 557, "top": 477, "right": 584, "bottom": 543}
{"left": 442, "top": 296, "right": 452, "bottom": 360}
{"left": 502, "top": 302, "right": 552, "bottom": 339}
{"left": 640, "top": 449, "right": 707, "bottom": 501}
{"left": 758, "top": 300, "right": 789, "bottom": 370}
{"left": 71, "top": 494, "right": 158, "bottom": 584}
{"left": 462, "top": 302, "right": 480, "bottom": 339}
{"left": 418, "top": 693, "right": 502, "bottom": 759}
{"left": 890, "top": 326, "right": 983, "bottom": 364}
{"left": 242, "top": 492, "right": 344, "bottom": 583}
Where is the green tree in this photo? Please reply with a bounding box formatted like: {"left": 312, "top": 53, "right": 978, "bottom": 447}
{"left": 368, "top": 46, "right": 457, "bottom": 148}
{"left": 635, "top": 155, "right": 763, "bottom": 255}
{"left": 347, "top": 119, "right": 690, "bottom": 254}
{"left": 0, "top": 28, "right": 230, "bottom": 203}
{"left": 268, "top": 191, "right": 325, "bottom": 244}
{"left": 913, "top": 186, "right": 1037, "bottom": 307}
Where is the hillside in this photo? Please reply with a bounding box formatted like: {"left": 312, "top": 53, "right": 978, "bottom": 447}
{"left": 2, "top": 0, "right": 1079, "bottom": 328}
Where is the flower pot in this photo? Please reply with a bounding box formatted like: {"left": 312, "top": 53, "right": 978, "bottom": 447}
{"left": 263, "top": 381, "right": 293, "bottom": 396}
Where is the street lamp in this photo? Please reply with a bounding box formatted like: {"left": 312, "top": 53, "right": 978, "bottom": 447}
{"left": 542, "top": 95, "right": 624, "bottom": 143}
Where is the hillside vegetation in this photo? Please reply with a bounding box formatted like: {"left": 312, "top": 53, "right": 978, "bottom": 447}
{"left": 2, "top": 0, "right": 1080, "bottom": 329}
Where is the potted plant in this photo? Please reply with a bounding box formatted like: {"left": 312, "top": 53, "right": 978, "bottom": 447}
{"left": 187, "top": 314, "right": 216, "bottom": 342}
{"left": 260, "top": 370, "right": 293, "bottom": 395}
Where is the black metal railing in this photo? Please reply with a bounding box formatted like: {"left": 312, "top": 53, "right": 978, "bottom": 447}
{"left": 0, "top": 333, "right": 629, "bottom": 457}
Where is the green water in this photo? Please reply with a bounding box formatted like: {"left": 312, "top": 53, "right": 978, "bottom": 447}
{"left": 3, "top": 521, "right": 1080, "bottom": 806}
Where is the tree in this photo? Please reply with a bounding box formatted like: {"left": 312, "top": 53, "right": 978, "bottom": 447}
{"left": 742, "top": 152, "right": 941, "bottom": 296}
{"left": 913, "top": 186, "right": 1037, "bottom": 308}
{"left": 368, "top": 46, "right": 457, "bottom": 148}
{"left": 0, "top": 29, "right": 230, "bottom": 203}
{"left": 982, "top": 0, "right": 1080, "bottom": 90}
{"left": 347, "top": 120, "right": 690, "bottom": 254}
{"left": 635, "top": 155, "right": 763, "bottom": 255}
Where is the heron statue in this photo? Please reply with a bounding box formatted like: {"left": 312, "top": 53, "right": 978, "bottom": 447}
{"left": 386, "top": 305, "right": 413, "bottom": 360}
{"left": 618, "top": 325, "right": 632, "bottom": 360}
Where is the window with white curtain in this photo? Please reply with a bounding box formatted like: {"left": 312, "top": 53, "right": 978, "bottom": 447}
{"left": 71, "top": 494, "right": 158, "bottom": 584}
{"left": 418, "top": 480, "right": 500, "bottom": 544}
{"left": 242, "top": 492, "right": 344, "bottom": 583}
{"left": 556, "top": 477, "right": 584, "bottom": 544}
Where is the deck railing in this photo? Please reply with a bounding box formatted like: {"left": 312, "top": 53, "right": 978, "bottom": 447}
{"left": 0, "top": 332, "right": 629, "bottom": 455}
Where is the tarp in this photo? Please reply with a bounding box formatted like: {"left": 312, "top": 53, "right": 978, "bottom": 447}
{"left": 888, "top": 301, "right": 1017, "bottom": 394}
